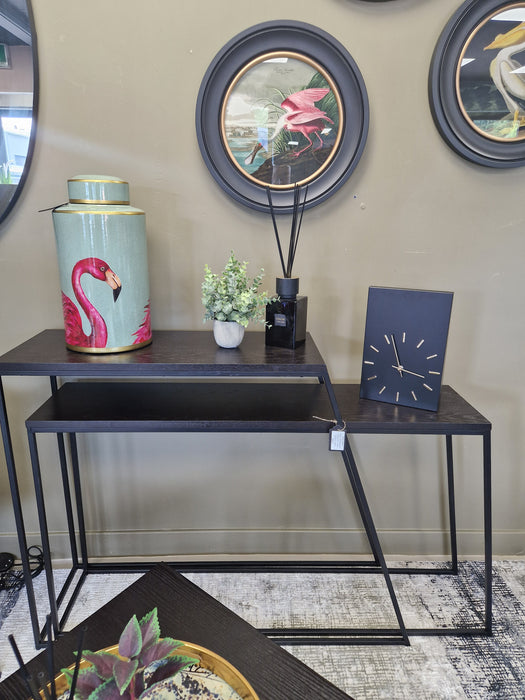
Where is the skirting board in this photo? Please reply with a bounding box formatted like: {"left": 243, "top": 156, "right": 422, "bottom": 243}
{"left": 1, "top": 528, "right": 523, "bottom": 559}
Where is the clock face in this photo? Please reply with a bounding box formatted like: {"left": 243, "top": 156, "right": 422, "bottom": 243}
{"left": 359, "top": 287, "right": 453, "bottom": 411}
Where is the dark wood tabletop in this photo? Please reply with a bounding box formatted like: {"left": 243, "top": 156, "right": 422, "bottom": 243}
{"left": 0, "top": 565, "right": 353, "bottom": 699}
{"left": 0, "top": 329, "right": 327, "bottom": 378}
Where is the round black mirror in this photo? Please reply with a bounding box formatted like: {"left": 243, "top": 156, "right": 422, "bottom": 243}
{"left": 0, "top": 0, "right": 37, "bottom": 225}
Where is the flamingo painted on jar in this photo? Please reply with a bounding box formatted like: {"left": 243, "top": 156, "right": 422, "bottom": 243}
{"left": 62, "top": 257, "right": 122, "bottom": 348}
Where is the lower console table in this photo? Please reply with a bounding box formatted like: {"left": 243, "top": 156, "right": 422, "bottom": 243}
{"left": 0, "top": 330, "right": 492, "bottom": 649}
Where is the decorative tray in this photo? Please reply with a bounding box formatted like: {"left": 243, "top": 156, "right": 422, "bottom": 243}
{"left": 48, "top": 641, "right": 258, "bottom": 699}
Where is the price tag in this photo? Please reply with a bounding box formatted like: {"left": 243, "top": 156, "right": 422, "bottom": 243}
{"left": 329, "top": 426, "right": 346, "bottom": 451}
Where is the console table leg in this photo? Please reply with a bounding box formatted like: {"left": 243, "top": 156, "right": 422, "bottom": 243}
{"left": 69, "top": 433, "right": 89, "bottom": 567}
{"left": 27, "top": 428, "right": 60, "bottom": 644}
{"left": 56, "top": 432, "right": 81, "bottom": 568}
{"left": 341, "top": 438, "right": 409, "bottom": 645}
{"left": 49, "top": 378, "right": 84, "bottom": 567}
{"left": 484, "top": 432, "right": 492, "bottom": 635}
{"left": 445, "top": 435, "right": 458, "bottom": 573}
{"left": 0, "top": 379, "right": 41, "bottom": 646}
{"left": 322, "top": 376, "right": 381, "bottom": 563}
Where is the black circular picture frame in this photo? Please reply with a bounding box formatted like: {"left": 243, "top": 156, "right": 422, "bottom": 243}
{"left": 430, "top": 0, "right": 525, "bottom": 167}
{"left": 195, "top": 20, "right": 369, "bottom": 213}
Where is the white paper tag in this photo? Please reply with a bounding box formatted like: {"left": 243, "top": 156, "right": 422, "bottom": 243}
{"left": 329, "top": 427, "right": 346, "bottom": 451}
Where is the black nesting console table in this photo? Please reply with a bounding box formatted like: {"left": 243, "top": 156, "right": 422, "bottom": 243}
{"left": 0, "top": 330, "right": 492, "bottom": 648}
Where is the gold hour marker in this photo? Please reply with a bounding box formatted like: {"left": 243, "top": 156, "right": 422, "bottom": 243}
{"left": 364, "top": 360, "right": 374, "bottom": 365}
{"left": 427, "top": 354, "right": 437, "bottom": 360}
{"left": 384, "top": 335, "right": 391, "bottom": 344}
{"left": 417, "top": 339, "right": 424, "bottom": 348}
{"left": 395, "top": 392, "right": 399, "bottom": 402}
{"left": 411, "top": 391, "right": 417, "bottom": 401}
{"left": 379, "top": 386, "right": 386, "bottom": 395}
{"left": 423, "top": 383, "right": 433, "bottom": 391}
{"left": 367, "top": 375, "right": 377, "bottom": 381}
{"left": 429, "top": 370, "right": 440, "bottom": 375}
{"left": 370, "top": 345, "right": 379, "bottom": 353}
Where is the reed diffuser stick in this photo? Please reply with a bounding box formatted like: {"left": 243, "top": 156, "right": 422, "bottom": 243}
{"left": 69, "top": 625, "right": 87, "bottom": 699}
{"left": 38, "top": 671, "right": 52, "bottom": 700}
{"left": 286, "top": 184, "right": 299, "bottom": 277}
{"left": 267, "top": 183, "right": 308, "bottom": 279}
{"left": 46, "top": 615, "right": 57, "bottom": 700}
{"left": 266, "top": 187, "right": 286, "bottom": 277}
{"left": 291, "top": 184, "right": 308, "bottom": 273}
{"left": 8, "top": 634, "right": 41, "bottom": 700}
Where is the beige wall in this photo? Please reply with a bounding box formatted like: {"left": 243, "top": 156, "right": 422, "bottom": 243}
{"left": 0, "top": 0, "right": 523, "bottom": 561}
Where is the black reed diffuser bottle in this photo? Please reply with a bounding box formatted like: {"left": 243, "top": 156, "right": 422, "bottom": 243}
{"left": 265, "top": 185, "right": 308, "bottom": 349}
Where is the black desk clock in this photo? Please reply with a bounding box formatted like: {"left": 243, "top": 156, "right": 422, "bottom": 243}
{"left": 359, "top": 287, "right": 453, "bottom": 411}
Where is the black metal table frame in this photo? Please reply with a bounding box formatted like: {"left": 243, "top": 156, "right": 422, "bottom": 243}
{"left": 0, "top": 330, "right": 491, "bottom": 648}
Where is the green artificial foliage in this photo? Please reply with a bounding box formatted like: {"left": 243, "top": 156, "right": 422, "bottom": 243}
{"left": 202, "top": 251, "right": 275, "bottom": 328}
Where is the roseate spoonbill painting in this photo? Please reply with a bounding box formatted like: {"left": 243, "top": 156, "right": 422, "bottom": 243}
{"left": 248, "top": 88, "right": 334, "bottom": 160}
{"left": 222, "top": 53, "right": 341, "bottom": 186}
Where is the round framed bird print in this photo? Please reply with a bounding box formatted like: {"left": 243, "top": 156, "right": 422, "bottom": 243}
{"left": 196, "top": 20, "right": 369, "bottom": 213}
{"left": 359, "top": 287, "right": 454, "bottom": 412}
{"left": 430, "top": 0, "right": 525, "bottom": 167}
{"left": 221, "top": 52, "right": 343, "bottom": 189}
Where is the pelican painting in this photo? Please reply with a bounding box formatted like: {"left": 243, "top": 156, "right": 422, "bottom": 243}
{"left": 457, "top": 9, "right": 525, "bottom": 141}
{"left": 484, "top": 21, "right": 525, "bottom": 131}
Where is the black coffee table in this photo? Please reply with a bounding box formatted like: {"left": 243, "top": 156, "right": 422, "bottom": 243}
{"left": 0, "top": 564, "right": 353, "bottom": 699}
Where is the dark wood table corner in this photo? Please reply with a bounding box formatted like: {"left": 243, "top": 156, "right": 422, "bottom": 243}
{"left": 0, "top": 564, "right": 354, "bottom": 699}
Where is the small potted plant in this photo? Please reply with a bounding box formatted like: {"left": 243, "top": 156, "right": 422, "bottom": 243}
{"left": 202, "top": 252, "right": 274, "bottom": 348}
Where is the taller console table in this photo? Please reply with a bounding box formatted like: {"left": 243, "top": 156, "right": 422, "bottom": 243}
{"left": 0, "top": 330, "right": 491, "bottom": 649}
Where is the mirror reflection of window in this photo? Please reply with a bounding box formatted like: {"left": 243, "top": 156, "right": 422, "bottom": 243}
{"left": 0, "top": 0, "right": 36, "bottom": 221}
{"left": 1, "top": 115, "right": 32, "bottom": 184}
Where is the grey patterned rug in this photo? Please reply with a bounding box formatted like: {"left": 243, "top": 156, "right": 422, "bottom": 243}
{"left": 1, "top": 561, "right": 524, "bottom": 699}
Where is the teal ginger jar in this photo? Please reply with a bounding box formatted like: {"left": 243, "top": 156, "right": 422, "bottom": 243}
{"left": 52, "top": 175, "right": 152, "bottom": 353}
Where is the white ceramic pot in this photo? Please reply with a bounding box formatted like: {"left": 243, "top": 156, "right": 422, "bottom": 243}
{"left": 213, "top": 320, "right": 245, "bottom": 348}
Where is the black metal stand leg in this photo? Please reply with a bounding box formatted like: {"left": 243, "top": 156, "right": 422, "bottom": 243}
{"left": 50, "top": 377, "right": 82, "bottom": 567}
{"left": 56, "top": 432, "right": 80, "bottom": 568}
{"left": 320, "top": 373, "right": 381, "bottom": 565}
{"left": 341, "top": 437, "right": 409, "bottom": 645}
{"left": 319, "top": 371, "right": 342, "bottom": 423}
{"left": 50, "top": 377, "right": 80, "bottom": 567}
{"left": 445, "top": 435, "right": 458, "bottom": 573}
{"left": 337, "top": 436, "right": 381, "bottom": 567}
{"left": 484, "top": 432, "right": 492, "bottom": 635}
{"left": 27, "top": 427, "right": 60, "bottom": 645}
{"left": 50, "top": 430, "right": 91, "bottom": 633}
{"left": 69, "top": 433, "right": 89, "bottom": 567}
{"left": 0, "top": 378, "right": 42, "bottom": 645}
